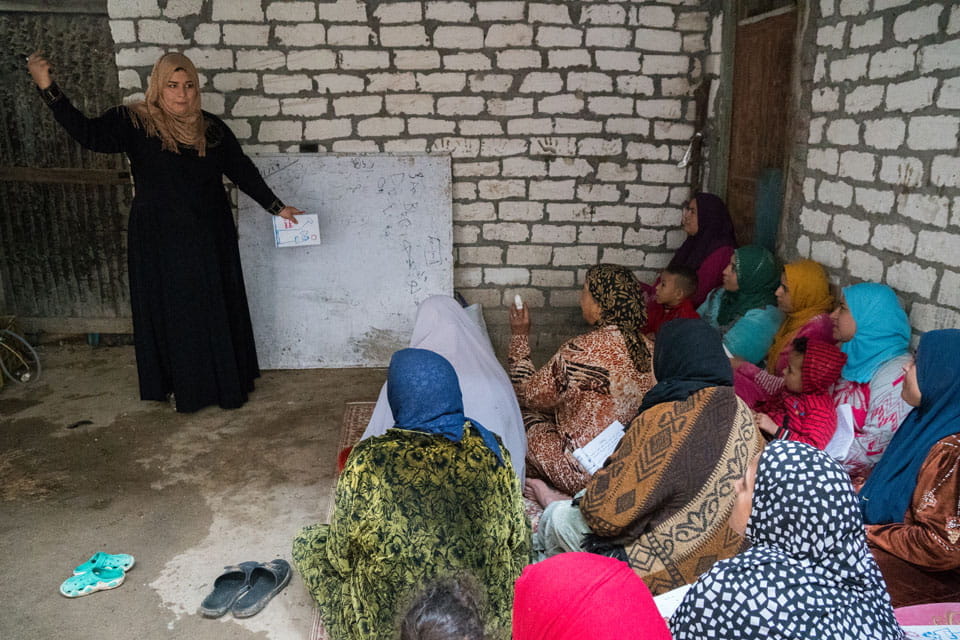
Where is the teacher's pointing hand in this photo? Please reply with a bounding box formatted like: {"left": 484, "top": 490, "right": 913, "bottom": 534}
{"left": 277, "top": 205, "right": 304, "bottom": 224}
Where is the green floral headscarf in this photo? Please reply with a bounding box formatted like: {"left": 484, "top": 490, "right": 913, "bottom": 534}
{"left": 716, "top": 246, "right": 780, "bottom": 326}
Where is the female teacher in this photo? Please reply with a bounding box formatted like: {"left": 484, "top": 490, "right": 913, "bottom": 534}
{"left": 28, "top": 51, "right": 303, "bottom": 413}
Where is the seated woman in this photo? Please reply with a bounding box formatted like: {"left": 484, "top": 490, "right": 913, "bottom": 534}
{"left": 509, "top": 264, "right": 655, "bottom": 496}
{"left": 513, "top": 553, "right": 671, "bottom": 640}
{"left": 292, "top": 349, "right": 530, "bottom": 640}
{"left": 530, "top": 319, "right": 762, "bottom": 595}
{"left": 697, "top": 245, "right": 783, "bottom": 365}
{"left": 733, "top": 259, "right": 835, "bottom": 408}
{"left": 362, "top": 295, "right": 527, "bottom": 482}
{"left": 862, "top": 329, "right": 960, "bottom": 606}
{"left": 830, "top": 282, "right": 913, "bottom": 477}
{"left": 644, "top": 192, "right": 738, "bottom": 309}
{"left": 669, "top": 440, "right": 903, "bottom": 640}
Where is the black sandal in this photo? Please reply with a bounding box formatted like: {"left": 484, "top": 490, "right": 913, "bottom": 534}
{"left": 230, "top": 559, "right": 292, "bottom": 618}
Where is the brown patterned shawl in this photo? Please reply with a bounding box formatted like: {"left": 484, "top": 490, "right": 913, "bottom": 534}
{"left": 579, "top": 386, "right": 762, "bottom": 595}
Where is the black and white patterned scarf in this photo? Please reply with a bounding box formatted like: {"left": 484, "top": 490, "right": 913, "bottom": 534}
{"left": 670, "top": 440, "right": 903, "bottom": 640}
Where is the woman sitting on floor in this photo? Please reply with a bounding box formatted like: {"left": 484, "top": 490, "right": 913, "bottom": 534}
{"left": 733, "top": 258, "right": 835, "bottom": 409}
{"left": 529, "top": 318, "right": 762, "bottom": 595}
{"left": 513, "top": 552, "right": 671, "bottom": 640}
{"left": 669, "top": 440, "right": 903, "bottom": 640}
{"left": 292, "top": 349, "right": 530, "bottom": 640}
{"left": 830, "top": 282, "right": 913, "bottom": 477}
{"left": 509, "top": 264, "right": 655, "bottom": 496}
{"left": 698, "top": 245, "right": 783, "bottom": 365}
{"left": 863, "top": 329, "right": 960, "bottom": 607}
{"left": 361, "top": 295, "right": 526, "bottom": 483}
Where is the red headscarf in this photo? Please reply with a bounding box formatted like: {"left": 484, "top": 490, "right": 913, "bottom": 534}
{"left": 513, "top": 553, "right": 672, "bottom": 640}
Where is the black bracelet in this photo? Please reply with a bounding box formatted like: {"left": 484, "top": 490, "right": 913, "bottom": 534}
{"left": 38, "top": 82, "right": 64, "bottom": 106}
{"left": 267, "top": 199, "right": 285, "bottom": 215}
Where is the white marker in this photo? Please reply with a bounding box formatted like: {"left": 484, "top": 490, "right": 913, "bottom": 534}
{"left": 514, "top": 294, "right": 523, "bottom": 310}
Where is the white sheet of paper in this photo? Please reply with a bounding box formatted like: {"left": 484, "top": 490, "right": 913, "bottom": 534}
{"left": 572, "top": 420, "right": 626, "bottom": 475}
{"left": 273, "top": 213, "right": 321, "bottom": 248}
{"left": 903, "top": 626, "right": 960, "bottom": 639}
{"left": 653, "top": 583, "right": 692, "bottom": 619}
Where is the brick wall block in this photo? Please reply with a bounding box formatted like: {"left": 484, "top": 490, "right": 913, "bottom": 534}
{"left": 333, "top": 95, "right": 383, "bottom": 116}
{"left": 236, "top": 49, "right": 285, "bottom": 70}
{"left": 213, "top": 72, "right": 258, "bottom": 92}
{"left": 617, "top": 75, "right": 655, "bottom": 95}
{"left": 577, "top": 184, "right": 621, "bottom": 202}
{"left": 917, "top": 231, "right": 960, "bottom": 268}
{"left": 633, "top": 6, "right": 674, "bottom": 28}
{"left": 138, "top": 19, "right": 188, "bottom": 44}
{"left": 204, "top": 93, "right": 226, "bottom": 115}
{"left": 818, "top": 180, "right": 854, "bottom": 207}
{"left": 872, "top": 223, "right": 916, "bottom": 255}
{"left": 938, "top": 270, "right": 960, "bottom": 308}
{"left": 212, "top": 0, "right": 263, "bottom": 21}
{"left": 586, "top": 27, "right": 632, "bottom": 49}
{"left": 485, "top": 268, "right": 530, "bottom": 285}
{"left": 482, "top": 222, "right": 529, "bottom": 242}
{"left": 536, "top": 26, "right": 583, "bottom": 48}
{"left": 315, "top": 74, "right": 365, "bottom": 94}
{"left": 938, "top": 77, "right": 960, "bottom": 109}
{"left": 266, "top": 2, "right": 316, "bottom": 22}
{"left": 811, "top": 240, "right": 845, "bottom": 268}
{"left": 373, "top": 2, "right": 423, "bottom": 23}
{"left": 395, "top": 50, "right": 442, "bottom": 70}
{"left": 800, "top": 207, "right": 831, "bottom": 234}
{"left": 626, "top": 142, "right": 671, "bottom": 161}
{"left": 635, "top": 28, "right": 682, "bottom": 51}
{"left": 600, "top": 248, "right": 645, "bottom": 267}
{"left": 911, "top": 303, "right": 960, "bottom": 332}
{"left": 838, "top": 150, "right": 876, "bottom": 181}
{"left": 807, "top": 148, "right": 839, "bottom": 174}
{"left": 888, "top": 260, "right": 938, "bottom": 297}
{"left": 502, "top": 158, "right": 547, "bottom": 177}
{"left": 282, "top": 97, "right": 328, "bottom": 117}
{"left": 825, "top": 119, "right": 860, "bottom": 145}
{"left": 380, "top": 25, "right": 430, "bottom": 48}
{"left": 919, "top": 39, "right": 960, "bottom": 73}
{"left": 898, "top": 193, "right": 950, "bottom": 227}
{"left": 425, "top": 1, "right": 474, "bottom": 22}
{"left": 532, "top": 223, "right": 578, "bottom": 242}
{"left": 568, "top": 72, "right": 614, "bottom": 93}
{"left": 850, "top": 17, "right": 883, "bottom": 48}
{"left": 454, "top": 162, "right": 498, "bottom": 178}
{"left": 832, "top": 214, "right": 871, "bottom": 245}
{"left": 110, "top": 20, "right": 136, "bottom": 43}
{"left": 624, "top": 227, "right": 665, "bottom": 246}
{"left": 581, "top": 4, "right": 626, "bottom": 24}
{"left": 529, "top": 180, "right": 576, "bottom": 200}
{"left": 434, "top": 26, "right": 485, "bottom": 49}
{"left": 459, "top": 246, "right": 503, "bottom": 264}
{"left": 643, "top": 54, "right": 689, "bottom": 75}
{"left": 863, "top": 118, "right": 906, "bottom": 150}
{"left": 468, "top": 73, "right": 513, "bottom": 92}
{"left": 460, "top": 120, "right": 503, "bottom": 135}
{"left": 532, "top": 269, "right": 575, "bottom": 287}
{"left": 538, "top": 94, "right": 584, "bottom": 113}
{"left": 258, "top": 119, "right": 303, "bottom": 142}
{"left": 455, "top": 202, "right": 496, "bottom": 221}
{"left": 868, "top": 45, "right": 917, "bottom": 79}
{"left": 879, "top": 156, "right": 924, "bottom": 186}
{"left": 893, "top": 4, "right": 943, "bottom": 42}
{"left": 830, "top": 53, "right": 868, "bottom": 82}
{"left": 635, "top": 99, "right": 682, "bottom": 118}
{"left": 549, "top": 158, "right": 594, "bottom": 177}
{"left": 482, "top": 138, "right": 529, "bottom": 157}
{"left": 118, "top": 69, "right": 141, "bottom": 89}
{"left": 357, "top": 117, "right": 404, "bottom": 136}
{"left": 506, "top": 245, "right": 552, "bottom": 267}
{"left": 548, "top": 49, "right": 591, "bottom": 69}
{"left": 487, "top": 98, "right": 534, "bottom": 116}
{"left": 367, "top": 72, "right": 416, "bottom": 92}
{"left": 588, "top": 96, "right": 634, "bottom": 115}
{"left": 385, "top": 139, "right": 427, "bottom": 152}
{"left": 811, "top": 87, "right": 840, "bottom": 112}
{"left": 454, "top": 266, "right": 483, "bottom": 287}
{"left": 817, "top": 23, "right": 845, "bottom": 49}
{"left": 275, "top": 23, "right": 326, "bottom": 46}
{"left": 845, "top": 85, "right": 884, "bottom": 113}
{"left": 500, "top": 201, "right": 544, "bottom": 220}
{"left": 340, "top": 50, "right": 390, "bottom": 70}
{"left": 437, "top": 96, "right": 485, "bottom": 115}
{"left": 555, "top": 118, "right": 602, "bottom": 134}
{"left": 625, "top": 184, "right": 670, "bottom": 204}
{"left": 932, "top": 155, "right": 960, "bottom": 188}
{"left": 636, "top": 206, "right": 674, "bottom": 227}
{"left": 578, "top": 138, "right": 622, "bottom": 156}
{"left": 553, "top": 246, "right": 599, "bottom": 266}
{"left": 182, "top": 47, "right": 233, "bottom": 69}
{"left": 846, "top": 249, "right": 885, "bottom": 282}
{"left": 321, "top": 2, "right": 368, "bottom": 22}
{"left": 594, "top": 205, "right": 637, "bottom": 223}
{"left": 908, "top": 116, "right": 960, "bottom": 150}
{"left": 455, "top": 181, "right": 477, "bottom": 200}
{"left": 431, "top": 137, "right": 480, "bottom": 157}
{"left": 497, "top": 49, "right": 543, "bottom": 69}
{"left": 529, "top": 2, "right": 570, "bottom": 24}
{"left": 607, "top": 118, "right": 649, "bottom": 135}
{"left": 641, "top": 163, "right": 686, "bottom": 184}
{"left": 287, "top": 50, "right": 336, "bottom": 70}
{"left": 486, "top": 24, "right": 534, "bottom": 48}
{"left": 223, "top": 24, "right": 269, "bottom": 46}
{"left": 327, "top": 26, "right": 374, "bottom": 46}
{"left": 478, "top": 180, "right": 526, "bottom": 200}
{"left": 194, "top": 23, "right": 221, "bottom": 44}
{"left": 579, "top": 225, "right": 624, "bottom": 244}
{"left": 856, "top": 187, "right": 895, "bottom": 214}
{"left": 444, "top": 53, "right": 493, "bottom": 71}
{"left": 232, "top": 96, "right": 280, "bottom": 116}
{"left": 263, "top": 74, "right": 312, "bottom": 94}
{"left": 886, "top": 77, "right": 937, "bottom": 112}
{"left": 597, "top": 162, "right": 638, "bottom": 182}
{"left": 417, "top": 72, "right": 467, "bottom": 92}
{"left": 115, "top": 46, "right": 167, "bottom": 67}
{"left": 519, "top": 72, "right": 564, "bottom": 93}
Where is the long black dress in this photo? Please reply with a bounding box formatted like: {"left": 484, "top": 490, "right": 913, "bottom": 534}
{"left": 40, "top": 83, "right": 282, "bottom": 413}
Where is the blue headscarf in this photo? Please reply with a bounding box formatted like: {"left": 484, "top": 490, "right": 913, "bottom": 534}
{"left": 860, "top": 329, "right": 960, "bottom": 524}
{"left": 840, "top": 283, "right": 910, "bottom": 383}
{"left": 386, "top": 348, "right": 504, "bottom": 466}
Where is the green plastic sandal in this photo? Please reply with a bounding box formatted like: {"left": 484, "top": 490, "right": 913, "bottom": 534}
{"left": 60, "top": 566, "right": 126, "bottom": 598}
{"left": 74, "top": 552, "right": 136, "bottom": 575}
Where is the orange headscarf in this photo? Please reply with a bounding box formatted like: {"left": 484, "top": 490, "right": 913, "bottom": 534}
{"left": 127, "top": 52, "right": 206, "bottom": 156}
{"left": 764, "top": 259, "right": 834, "bottom": 372}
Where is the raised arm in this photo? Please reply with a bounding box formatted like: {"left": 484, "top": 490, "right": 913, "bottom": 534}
{"left": 28, "top": 52, "right": 128, "bottom": 154}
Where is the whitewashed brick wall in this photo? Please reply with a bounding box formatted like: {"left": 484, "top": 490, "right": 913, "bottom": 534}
{"left": 788, "top": 0, "right": 960, "bottom": 333}
{"left": 106, "top": 0, "right": 714, "bottom": 343}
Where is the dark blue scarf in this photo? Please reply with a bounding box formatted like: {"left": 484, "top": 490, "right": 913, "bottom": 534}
{"left": 386, "top": 348, "right": 504, "bottom": 466}
{"left": 860, "top": 329, "right": 960, "bottom": 524}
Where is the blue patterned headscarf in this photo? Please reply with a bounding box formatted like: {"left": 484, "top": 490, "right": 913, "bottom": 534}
{"left": 840, "top": 283, "right": 910, "bottom": 383}
{"left": 860, "top": 329, "right": 960, "bottom": 524}
{"left": 386, "top": 348, "right": 504, "bottom": 466}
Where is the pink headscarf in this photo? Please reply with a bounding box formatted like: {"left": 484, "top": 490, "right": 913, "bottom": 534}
{"left": 513, "top": 553, "right": 672, "bottom": 640}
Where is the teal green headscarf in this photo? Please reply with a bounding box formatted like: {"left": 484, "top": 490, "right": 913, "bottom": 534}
{"left": 716, "top": 245, "right": 779, "bottom": 326}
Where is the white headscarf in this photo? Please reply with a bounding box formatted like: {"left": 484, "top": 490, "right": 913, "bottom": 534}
{"left": 362, "top": 296, "right": 526, "bottom": 481}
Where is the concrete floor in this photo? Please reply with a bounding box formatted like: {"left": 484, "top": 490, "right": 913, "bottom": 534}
{"left": 0, "top": 340, "right": 386, "bottom": 639}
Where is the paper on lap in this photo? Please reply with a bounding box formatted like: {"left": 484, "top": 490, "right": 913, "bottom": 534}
{"left": 653, "top": 583, "right": 692, "bottom": 619}
{"left": 572, "top": 420, "right": 626, "bottom": 475}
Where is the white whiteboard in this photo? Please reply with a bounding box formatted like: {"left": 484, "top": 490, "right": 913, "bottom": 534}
{"left": 238, "top": 154, "right": 453, "bottom": 368}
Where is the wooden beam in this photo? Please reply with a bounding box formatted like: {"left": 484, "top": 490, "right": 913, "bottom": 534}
{"left": 0, "top": 167, "right": 130, "bottom": 185}
{"left": 17, "top": 316, "right": 133, "bottom": 334}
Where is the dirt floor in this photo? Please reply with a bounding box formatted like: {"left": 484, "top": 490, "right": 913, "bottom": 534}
{"left": 0, "top": 339, "right": 386, "bottom": 639}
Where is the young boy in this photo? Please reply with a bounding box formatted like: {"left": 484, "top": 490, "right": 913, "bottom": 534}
{"left": 643, "top": 265, "right": 699, "bottom": 336}
{"left": 755, "top": 337, "right": 847, "bottom": 450}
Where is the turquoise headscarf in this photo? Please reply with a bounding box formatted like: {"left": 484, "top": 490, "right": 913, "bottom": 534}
{"left": 840, "top": 283, "right": 910, "bottom": 383}
{"left": 716, "top": 245, "right": 779, "bottom": 326}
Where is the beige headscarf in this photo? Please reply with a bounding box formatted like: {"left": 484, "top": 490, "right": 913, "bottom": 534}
{"left": 127, "top": 52, "right": 206, "bottom": 156}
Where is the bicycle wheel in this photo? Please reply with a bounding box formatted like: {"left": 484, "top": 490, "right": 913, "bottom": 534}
{"left": 0, "top": 329, "right": 41, "bottom": 383}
